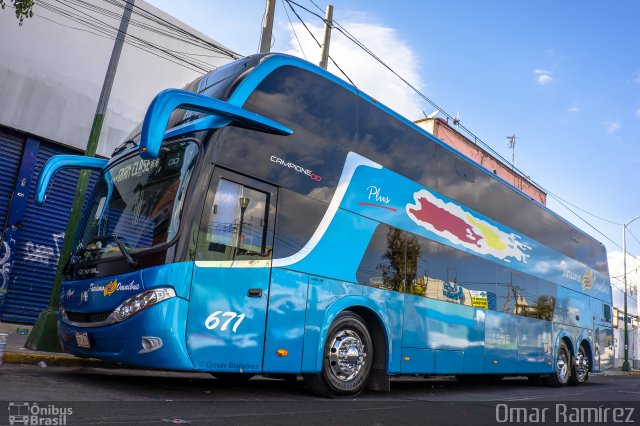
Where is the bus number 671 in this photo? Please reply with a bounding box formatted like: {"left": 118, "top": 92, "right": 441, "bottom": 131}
{"left": 204, "top": 311, "right": 246, "bottom": 332}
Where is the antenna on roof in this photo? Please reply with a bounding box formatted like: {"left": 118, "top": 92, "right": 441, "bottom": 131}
{"left": 426, "top": 110, "right": 440, "bottom": 119}
{"left": 452, "top": 112, "right": 460, "bottom": 129}
{"left": 507, "top": 134, "right": 518, "bottom": 167}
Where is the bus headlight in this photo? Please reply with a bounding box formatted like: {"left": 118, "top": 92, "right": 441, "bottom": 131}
{"left": 113, "top": 287, "right": 176, "bottom": 322}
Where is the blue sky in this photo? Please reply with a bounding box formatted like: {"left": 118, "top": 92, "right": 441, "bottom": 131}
{"left": 147, "top": 0, "right": 640, "bottom": 299}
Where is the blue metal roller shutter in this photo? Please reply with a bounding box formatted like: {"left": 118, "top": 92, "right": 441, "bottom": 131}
{"left": 0, "top": 131, "right": 24, "bottom": 232}
{"left": 0, "top": 130, "right": 24, "bottom": 299}
{"left": 2, "top": 141, "right": 97, "bottom": 323}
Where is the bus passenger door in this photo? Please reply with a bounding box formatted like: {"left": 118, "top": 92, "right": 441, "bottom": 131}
{"left": 187, "top": 168, "right": 277, "bottom": 373}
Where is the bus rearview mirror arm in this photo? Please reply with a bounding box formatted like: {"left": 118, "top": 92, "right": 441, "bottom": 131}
{"left": 36, "top": 155, "right": 108, "bottom": 205}
{"left": 140, "top": 89, "right": 293, "bottom": 159}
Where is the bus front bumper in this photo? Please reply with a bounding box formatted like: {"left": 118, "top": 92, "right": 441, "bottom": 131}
{"left": 58, "top": 297, "right": 194, "bottom": 371}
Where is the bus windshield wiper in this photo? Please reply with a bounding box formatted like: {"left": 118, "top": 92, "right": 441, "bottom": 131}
{"left": 93, "top": 234, "right": 138, "bottom": 268}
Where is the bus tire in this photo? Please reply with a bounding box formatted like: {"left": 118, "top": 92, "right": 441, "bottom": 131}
{"left": 569, "top": 344, "right": 589, "bottom": 386}
{"left": 304, "top": 311, "right": 373, "bottom": 398}
{"left": 542, "top": 340, "right": 571, "bottom": 387}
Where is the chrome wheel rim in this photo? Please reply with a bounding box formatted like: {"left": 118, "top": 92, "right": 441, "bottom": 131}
{"left": 328, "top": 330, "right": 366, "bottom": 382}
{"left": 575, "top": 349, "right": 589, "bottom": 382}
{"left": 557, "top": 349, "right": 569, "bottom": 382}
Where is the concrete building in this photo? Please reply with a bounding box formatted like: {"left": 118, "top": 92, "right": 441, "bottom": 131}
{"left": 0, "top": 0, "right": 236, "bottom": 323}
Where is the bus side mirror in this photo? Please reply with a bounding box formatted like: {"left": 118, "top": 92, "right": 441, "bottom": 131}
{"left": 139, "top": 88, "right": 293, "bottom": 159}
{"left": 36, "top": 155, "right": 108, "bottom": 205}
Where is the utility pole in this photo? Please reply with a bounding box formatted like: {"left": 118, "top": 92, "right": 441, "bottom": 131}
{"left": 318, "top": 4, "right": 333, "bottom": 70}
{"left": 622, "top": 215, "right": 640, "bottom": 371}
{"left": 259, "top": 0, "right": 276, "bottom": 53}
{"left": 26, "top": 0, "right": 135, "bottom": 352}
{"left": 507, "top": 134, "right": 517, "bottom": 167}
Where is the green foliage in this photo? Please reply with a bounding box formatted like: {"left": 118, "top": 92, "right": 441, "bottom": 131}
{"left": 0, "top": 0, "right": 35, "bottom": 26}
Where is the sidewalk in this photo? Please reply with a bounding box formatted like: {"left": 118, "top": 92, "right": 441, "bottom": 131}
{"left": 0, "top": 322, "right": 119, "bottom": 368}
{"left": 594, "top": 367, "right": 640, "bottom": 377}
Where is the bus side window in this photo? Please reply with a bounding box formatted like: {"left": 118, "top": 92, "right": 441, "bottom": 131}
{"left": 603, "top": 304, "right": 612, "bottom": 323}
{"left": 356, "top": 224, "right": 407, "bottom": 292}
{"left": 197, "top": 178, "right": 271, "bottom": 261}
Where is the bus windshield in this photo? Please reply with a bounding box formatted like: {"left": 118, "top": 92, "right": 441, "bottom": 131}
{"left": 72, "top": 141, "right": 199, "bottom": 264}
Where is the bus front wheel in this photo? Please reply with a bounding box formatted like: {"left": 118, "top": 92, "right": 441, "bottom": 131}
{"left": 543, "top": 340, "right": 571, "bottom": 387}
{"left": 304, "top": 311, "right": 373, "bottom": 397}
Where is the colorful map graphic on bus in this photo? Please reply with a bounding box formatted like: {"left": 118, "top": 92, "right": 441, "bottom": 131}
{"left": 406, "top": 189, "right": 531, "bottom": 263}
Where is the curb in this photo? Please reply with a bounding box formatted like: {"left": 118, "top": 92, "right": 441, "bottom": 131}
{"left": 2, "top": 351, "right": 122, "bottom": 369}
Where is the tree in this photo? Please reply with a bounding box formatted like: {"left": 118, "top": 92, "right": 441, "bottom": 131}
{"left": 378, "top": 228, "right": 421, "bottom": 293}
{"left": 0, "top": 0, "right": 34, "bottom": 25}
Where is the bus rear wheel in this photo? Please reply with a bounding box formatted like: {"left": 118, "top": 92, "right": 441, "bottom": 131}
{"left": 543, "top": 341, "right": 571, "bottom": 387}
{"left": 569, "top": 344, "right": 589, "bottom": 386}
{"left": 304, "top": 311, "right": 373, "bottom": 398}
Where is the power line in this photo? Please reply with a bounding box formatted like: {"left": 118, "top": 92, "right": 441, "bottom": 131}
{"left": 610, "top": 264, "right": 640, "bottom": 280}
{"left": 545, "top": 191, "right": 630, "bottom": 254}
{"left": 544, "top": 191, "right": 622, "bottom": 226}
{"left": 35, "top": 0, "right": 224, "bottom": 73}
{"left": 35, "top": 1, "right": 205, "bottom": 73}
{"left": 281, "top": 0, "right": 307, "bottom": 60}
{"left": 60, "top": 0, "right": 234, "bottom": 62}
{"left": 283, "top": 0, "right": 356, "bottom": 88}
{"left": 628, "top": 228, "right": 640, "bottom": 247}
{"left": 107, "top": 0, "right": 240, "bottom": 59}
{"left": 62, "top": 0, "right": 219, "bottom": 70}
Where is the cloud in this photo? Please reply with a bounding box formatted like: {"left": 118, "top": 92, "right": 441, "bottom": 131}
{"left": 605, "top": 121, "right": 621, "bottom": 134}
{"left": 281, "top": 18, "right": 424, "bottom": 119}
{"left": 533, "top": 68, "right": 553, "bottom": 85}
{"left": 568, "top": 106, "right": 580, "bottom": 113}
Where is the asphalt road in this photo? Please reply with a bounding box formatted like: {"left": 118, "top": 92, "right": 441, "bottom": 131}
{"left": 1, "top": 364, "right": 639, "bottom": 425}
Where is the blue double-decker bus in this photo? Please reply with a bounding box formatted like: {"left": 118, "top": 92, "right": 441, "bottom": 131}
{"left": 37, "top": 53, "right": 614, "bottom": 397}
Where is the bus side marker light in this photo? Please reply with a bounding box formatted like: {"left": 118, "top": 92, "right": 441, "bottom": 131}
{"left": 493, "top": 360, "right": 498, "bottom": 364}
{"left": 276, "top": 349, "right": 288, "bottom": 357}
{"left": 404, "top": 357, "right": 410, "bottom": 361}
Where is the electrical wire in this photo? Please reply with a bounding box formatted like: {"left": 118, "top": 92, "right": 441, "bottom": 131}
{"left": 610, "top": 265, "right": 640, "bottom": 280}
{"left": 628, "top": 229, "right": 640, "bottom": 248}
{"left": 69, "top": 0, "right": 236, "bottom": 61}
{"left": 107, "top": 0, "right": 240, "bottom": 59}
{"left": 611, "top": 278, "right": 638, "bottom": 303}
{"left": 283, "top": 0, "right": 356, "bottom": 87}
{"left": 544, "top": 191, "right": 623, "bottom": 226}
{"left": 35, "top": 1, "right": 207, "bottom": 73}
{"left": 281, "top": 0, "right": 307, "bottom": 60}
{"left": 35, "top": 0, "right": 224, "bottom": 73}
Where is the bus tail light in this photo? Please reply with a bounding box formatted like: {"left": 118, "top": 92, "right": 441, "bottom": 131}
{"left": 113, "top": 287, "right": 176, "bottom": 322}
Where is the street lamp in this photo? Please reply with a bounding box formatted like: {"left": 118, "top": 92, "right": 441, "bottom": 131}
{"left": 237, "top": 197, "right": 250, "bottom": 255}
{"left": 622, "top": 214, "right": 640, "bottom": 371}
